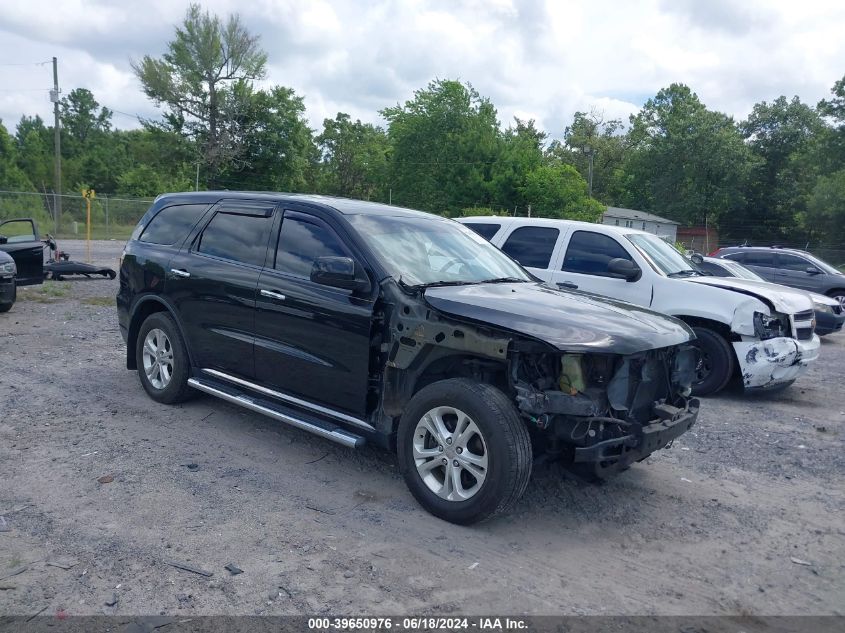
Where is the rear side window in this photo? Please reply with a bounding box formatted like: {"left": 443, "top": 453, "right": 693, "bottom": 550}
{"left": 139, "top": 204, "right": 208, "bottom": 245}
{"left": 562, "top": 231, "right": 633, "bottom": 275}
{"left": 196, "top": 211, "right": 273, "bottom": 266}
{"left": 275, "top": 217, "right": 349, "bottom": 278}
{"left": 743, "top": 251, "right": 775, "bottom": 267}
{"left": 501, "top": 226, "right": 559, "bottom": 269}
{"left": 464, "top": 223, "right": 501, "bottom": 241}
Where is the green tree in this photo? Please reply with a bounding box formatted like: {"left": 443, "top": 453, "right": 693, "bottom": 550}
{"left": 58, "top": 89, "right": 123, "bottom": 193}
{"left": 804, "top": 169, "right": 845, "bottom": 246}
{"left": 520, "top": 164, "right": 605, "bottom": 221}
{"left": 548, "top": 110, "right": 629, "bottom": 204}
{"left": 817, "top": 74, "right": 845, "bottom": 175}
{"left": 490, "top": 118, "right": 545, "bottom": 214}
{"left": 14, "top": 116, "right": 51, "bottom": 189}
{"left": 624, "top": 83, "right": 752, "bottom": 227}
{"left": 381, "top": 79, "right": 500, "bottom": 214}
{"left": 738, "top": 96, "right": 824, "bottom": 242}
{"left": 132, "top": 2, "right": 267, "bottom": 184}
{"left": 60, "top": 88, "right": 112, "bottom": 152}
{"left": 221, "top": 87, "right": 317, "bottom": 192}
{"left": 316, "top": 112, "right": 389, "bottom": 200}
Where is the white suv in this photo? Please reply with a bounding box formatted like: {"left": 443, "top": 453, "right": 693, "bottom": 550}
{"left": 458, "top": 216, "right": 820, "bottom": 395}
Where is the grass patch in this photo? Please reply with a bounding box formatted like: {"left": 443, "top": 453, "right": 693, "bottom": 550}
{"left": 81, "top": 296, "right": 114, "bottom": 307}
{"left": 18, "top": 281, "right": 70, "bottom": 303}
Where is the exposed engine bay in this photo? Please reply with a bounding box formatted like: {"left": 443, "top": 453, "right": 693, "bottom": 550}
{"left": 512, "top": 346, "right": 700, "bottom": 478}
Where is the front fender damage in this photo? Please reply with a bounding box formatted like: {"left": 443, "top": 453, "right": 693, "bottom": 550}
{"left": 729, "top": 297, "right": 769, "bottom": 337}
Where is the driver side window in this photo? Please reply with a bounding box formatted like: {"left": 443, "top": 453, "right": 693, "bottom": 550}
{"left": 275, "top": 216, "right": 349, "bottom": 278}
{"left": 562, "top": 230, "right": 632, "bottom": 276}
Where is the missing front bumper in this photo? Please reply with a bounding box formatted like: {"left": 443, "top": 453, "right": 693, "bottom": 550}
{"left": 573, "top": 398, "right": 700, "bottom": 469}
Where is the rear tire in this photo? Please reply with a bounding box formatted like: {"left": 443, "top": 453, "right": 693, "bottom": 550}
{"left": 136, "top": 311, "right": 195, "bottom": 404}
{"left": 397, "top": 378, "right": 532, "bottom": 524}
{"left": 689, "top": 327, "right": 735, "bottom": 396}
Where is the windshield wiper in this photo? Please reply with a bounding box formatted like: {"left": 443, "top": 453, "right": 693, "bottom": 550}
{"left": 667, "top": 269, "right": 700, "bottom": 278}
{"left": 480, "top": 277, "right": 528, "bottom": 284}
{"left": 402, "top": 279, "right": 476, "bottom": 290}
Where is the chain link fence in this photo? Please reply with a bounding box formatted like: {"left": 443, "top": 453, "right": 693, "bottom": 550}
{"left": 0, "top": 190, "right": 153, "bottom": 241}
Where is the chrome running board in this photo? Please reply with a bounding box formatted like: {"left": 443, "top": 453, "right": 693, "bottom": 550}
{"left": 188, "top": 377, "right": 365, "bottom": 448}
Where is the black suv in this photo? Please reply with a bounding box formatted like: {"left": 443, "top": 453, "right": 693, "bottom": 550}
{"left": 118, "top": 193, "right": 700, "bottom": 524}
{"left": 713, "top": 246, "right": 845, "bottom": 308}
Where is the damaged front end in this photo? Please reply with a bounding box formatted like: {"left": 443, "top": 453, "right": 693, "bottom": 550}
{"left": 513, "top": 345, "right": 700, "bottom": 478}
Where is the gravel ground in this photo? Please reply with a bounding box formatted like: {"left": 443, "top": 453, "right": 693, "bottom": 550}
{"left": 0, "top": 240, "right": 843, "bottom": 617}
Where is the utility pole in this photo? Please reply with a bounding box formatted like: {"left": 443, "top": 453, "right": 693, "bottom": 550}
{"left": 586, "top": 147, "right": 595, "bottom": 198}
{"left": 50, "top": 57, "right": 62, "bottom": 233}
{"left": 195, "top": 163, "right": 200, "bottom": 191}
{"left": 527, "top": 204, "right": 532, "bottom": 218}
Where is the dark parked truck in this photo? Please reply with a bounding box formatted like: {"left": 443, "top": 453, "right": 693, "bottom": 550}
{"left": 117, "top": 193, "right": 699, "bottom": 523}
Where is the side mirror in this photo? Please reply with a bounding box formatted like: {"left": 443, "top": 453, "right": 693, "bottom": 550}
{"left": 607, "top": 257, "right": 641, "bottom": 282}
{"left": 310, "top": 256, "right": 371, "bottom": 293}
{"left": 690, "top": 253, "right": 703, "bottom": 265}
{"left": 805, "top": 267, "right": 821, "bottom": 275}
{"left": 0, "top": 235, "right": 7, "bottom": 245}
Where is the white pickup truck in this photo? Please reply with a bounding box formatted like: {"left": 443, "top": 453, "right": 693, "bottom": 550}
{"left": 458, "top": 216, "right": 820, "bottom": 396}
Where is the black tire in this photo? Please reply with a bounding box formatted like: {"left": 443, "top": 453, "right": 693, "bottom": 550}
{"left": 397, "top": 378, "right": 532, "bottom": 525}
{"left": 135, "top": 311, "right": 195, "bottom": 404}
{"left": 689, "top": 327, "right": 735, "bottom": 396}
{"left": 0, "top": 282, "right": 16, "bottom": 313}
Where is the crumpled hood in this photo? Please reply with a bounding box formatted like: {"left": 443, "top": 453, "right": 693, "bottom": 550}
{"left": 686, "top": 276, "right": 814, "bottom": 314}
{"left": 423, "top": 282, "right": 694, "bottom": 355}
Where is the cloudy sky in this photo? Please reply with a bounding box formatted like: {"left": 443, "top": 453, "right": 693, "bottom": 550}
{"left": 1, "top": 0, "right": 843, "bottom": 139}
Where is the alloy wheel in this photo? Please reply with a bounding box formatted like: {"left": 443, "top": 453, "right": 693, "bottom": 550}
{"left": 413, "top": 406, "right": 488, "bottom": 501}
{"left": 142, "top": 328, "right": 174, "bottom": 390}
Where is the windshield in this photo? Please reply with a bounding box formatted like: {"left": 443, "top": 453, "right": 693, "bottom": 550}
{"left": 803, "top": 253, "right": 841, "bottom": 275}
{"left": 346, "top": 214, "right": 532, "bottom": 286}
{"left": 717, "top": 259, "right": 765, "bottom": 281}
{"left": 626, "top": 233, "right": 700, "bottom": 277}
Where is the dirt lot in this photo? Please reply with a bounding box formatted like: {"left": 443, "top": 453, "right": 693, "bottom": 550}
{"left": 0, "top": 239, "right": 843, "bottom": 617}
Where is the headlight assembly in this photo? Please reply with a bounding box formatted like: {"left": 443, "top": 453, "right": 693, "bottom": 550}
{"left": 0, "top": 261, "right": 15, "bottom": 275}
{"left": 814, "top": 302, "right": 834, "bottom": 314}
{"left": 753, "top": 311, "right": 789, "bottom": 340}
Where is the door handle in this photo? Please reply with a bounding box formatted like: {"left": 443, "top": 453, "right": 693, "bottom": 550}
{"left": 260, "top": 289, "right": 286, "bottom": 301}
{"left": 170, "top": 268, "right": 190, "bottom": 278}
{"left": 557, "top": 281, "right": 578, "bottom": 290}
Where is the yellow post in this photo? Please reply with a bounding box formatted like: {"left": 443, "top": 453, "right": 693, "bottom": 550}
{"left": 82, "top": 188, "right": 95, "bottom": 262}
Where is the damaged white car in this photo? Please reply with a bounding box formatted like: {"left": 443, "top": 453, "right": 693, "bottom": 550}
{"left": 458, "top": 217, "right": 820, "bottom": 395}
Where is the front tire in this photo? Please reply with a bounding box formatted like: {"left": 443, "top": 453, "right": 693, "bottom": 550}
{"left": 689, "top": 327, "right": 735, "bottom": 396}
{"left": 0, "top": 281, "right": 16, "bottom": 313}
{"left": 397, "top": 378, "right": 532, "bottom": 524}
{"left": 136, "top": 311, "right": 195, "bottom": 404}
{"left": 826, "top": 289, "right": 845, "bottom": 309}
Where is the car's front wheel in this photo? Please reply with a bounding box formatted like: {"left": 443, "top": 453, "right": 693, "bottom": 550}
{"left": 826, "top": 289, "right": 845, "bottom": 310}
{"left": 0, "top": 280, "right": 15, "bottom": 313}
{"left": 689, "top": 327, "right": 735, "bottom": 396}
{"left": 136, "top": 311, "right": 195, "bottom": 404}
{"left": 397, "top": 378, "right": 532, "bottom": 524}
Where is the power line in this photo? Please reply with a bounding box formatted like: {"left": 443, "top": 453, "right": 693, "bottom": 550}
{"left": 0, "top": 60, "right": 51, "bottom": 67}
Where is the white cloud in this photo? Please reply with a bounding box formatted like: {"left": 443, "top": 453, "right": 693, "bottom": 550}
{"left": 0, "top": 0, "right": 843, "bottom": 140}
